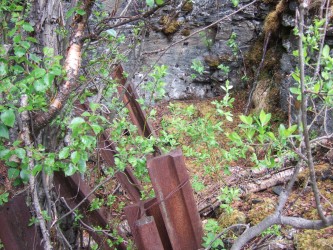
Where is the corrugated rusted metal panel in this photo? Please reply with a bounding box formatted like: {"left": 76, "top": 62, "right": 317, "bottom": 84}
{"left": 0, "top": 192, "right": 44, "bottom": 250}
{"left": 148, "top": 149, "right": 203, "bottom": 250}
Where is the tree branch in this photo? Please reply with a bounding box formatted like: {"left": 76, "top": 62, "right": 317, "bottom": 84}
{"left": 20, "top": 94, "right": 53, "bottom": 250}
{"left": 297, "top": 2, "right": 328, "bottom": 224}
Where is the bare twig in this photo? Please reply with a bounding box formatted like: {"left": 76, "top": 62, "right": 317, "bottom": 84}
{"left": 297, "top": 2, "right": 328, "bottom": 224}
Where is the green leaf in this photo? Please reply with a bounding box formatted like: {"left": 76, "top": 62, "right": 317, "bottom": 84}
{"left": 259, "top": 110, "right": 271, "bottom": 126}
{"left": 15, "top": 148, "right": 26, "bottom": 159}
{"left": 106, "top": 29, "right": 117, "bottom": 37}
{"left": 20, "top": 169, "right": 29, "bottom": 181}
{"left": 69, "top": 117, "right": 85, "bottom": 128}
{"left": 34, "top": 79, "right": 47, "bottom": 92}
{"left": 0, "top": 124, "right": 9, "bottom": 139}
{"left": 43, "top": 47, "right": 54, "bottom": 57}
{"left": 155, "top": 0, "right": 164, "bottom": 5}
{"left": 0, "top": 61, "right": 7, "bottom": 76}
{"left": 29, "top": 53, "right": 42, "bottom": 63}
{"left": 49, "top": 65, "right": 62, "bottom": 76}
{"left": 290, "top": 87, "right": 300, "bottom": 95}
{"left": 32, "top": 164, "right": 43, "bottom": 175}
{"left": 8, "top": 168, "right": 20, "bottom": 179}
{"left": 59, "top": 147, "right": 70, "bottom": 159}
{"left": 322, "top": 45, "right": 330, "bottom": 58}
{"left": 76, "top": 9, "right": 86, "bottom": 15}
{"left": 65, "top": 163, "right": 76, "bottom": 176}
{"left": 239, "top": 115, "right": 253, "bottom": 125}
{"left": 20, "top": 41, "right": 30, "bottom": 50}
{"left": 43, "top": 73, "right": 55, "bottom": 86}
{"left": 71, "top": 151, "right": 80, "bottom": 164}
{"left": 146, "top": 0, "right": 154, "bottom": 7}
{"left": 0, "top": 149, "right": 10, "bottom": 158}
{"left": 12, "top": 65, "right": 24, "bottom": 74}
{"left": 90, "top": 124, "right": 102, "bottom": 134}
{"left": 1, "top": 110, "right": 15, "bottom": 127}
{"left": 77, "top": 159, "right": 86, "bottom": 173}
{"left": 22, "top": 22, "right": 34, "bottom": 32}
{"left": 14, "top": 46, "right": 26, "bottom": 57}
{"left": 31, "top": 67, "right": 46, "bottom": 78}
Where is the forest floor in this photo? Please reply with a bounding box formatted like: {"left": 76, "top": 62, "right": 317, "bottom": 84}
{"left": 152, "top": 91, "right": 333, "bottom": 250}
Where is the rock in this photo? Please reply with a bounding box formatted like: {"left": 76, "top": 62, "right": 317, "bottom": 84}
{"left": 272, "top": 185, "right": 283, "bottom": 195}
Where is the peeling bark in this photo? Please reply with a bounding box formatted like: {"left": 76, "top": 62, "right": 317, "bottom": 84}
{"left": 33, "top": 0, "right": 95, "bottom": 133}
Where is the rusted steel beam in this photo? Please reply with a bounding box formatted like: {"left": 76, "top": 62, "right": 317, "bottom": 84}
{"left": 125, "top": 201, "right": 167, "bottom": 250}
{"left": 0, "top": 192, "right": 44, "bottom": 250}
{"left": 144, "top": 198, "right": 172, "bottom": 249}
{"left": 135, "top": 216, "right": 164, "bottom": 249}
{"left": 148, "top": 149, "right": 203, "bottom": 250}
{"left": 112, "top": 65, "right": 156, "bottom": 138}
{"left": 98, "top": 131, "right": 142, "bottom": 203}
{"left": 54, "top": 172, "right": 127, "bottom": 250}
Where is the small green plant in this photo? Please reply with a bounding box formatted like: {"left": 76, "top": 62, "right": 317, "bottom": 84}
{"left": 227, "top": 32, "right": 239, "bottom": 56}
{"left": 192, "top": 175, "right": 205, "bottom": 192}
{"left": 89, "top": 198, "right": 104, "bottom": 211}
{"left": 218, "top": 64, "right": 230, "bottom": 75}
{"left": 191, "top": 59, "right": 205, "bottom": 78}
{"left": 218, "top": 186, "right": 240, "bottom": 214}
{"left": 0, "top": 192, "right": 9, "bottom": 206}
{"left": 261, "top": 225, "right": 281, "bottom": 237}
{"left": 202, "top": 219, "right": 225, "bottom": 249}
{"left": 231, "top": 0, "right": 239, "bottom": 7}
{"left": 200, "top": 31, "right": 213, "bottom": 50}
{"left": 28, "top": 217, "right": 39, "bottom": 226}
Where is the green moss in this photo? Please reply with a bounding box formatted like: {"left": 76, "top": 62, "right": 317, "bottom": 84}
{"left": 248, "top": 198, "right": 276, "bottom": 225}
{"left": 181, "top": 0, "right": 193, "bottom": 12}
{"left": 263, "top": 0, "right": 287, "bottom": 35}
{"left": 218, "top": 209, "right": 246, "bottom": 229}
{"left": 181, "top": 28, "right": 191, "bottom": 36}
{"left": 160, "top": 15, "right": 180, "bottom": 35}
{"left": 204, "top": 55, "right": 221, "bottom": 68}
{"left": 295, "top": 227, "right": 333, "bottom": 250}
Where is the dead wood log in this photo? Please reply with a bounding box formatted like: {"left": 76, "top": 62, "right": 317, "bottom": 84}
{"left": 198, "top": 166, "right": 304, "bottom": 216}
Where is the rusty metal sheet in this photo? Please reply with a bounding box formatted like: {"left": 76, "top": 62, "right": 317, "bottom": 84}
{"left": 148, "top": 149, "right": 203, "bottom": 250}
{"left": 0, "top": 192, "right": 44, "bottom": 250}
{"left": 135, "top": 216, "right": 164, "bottom": 250}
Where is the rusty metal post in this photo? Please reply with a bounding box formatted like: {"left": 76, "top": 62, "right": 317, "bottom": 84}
{"left": 148, "top": 149, "right": 203, "bottom": 250}
{"left": 125, "top": 198, "right": 172, "bottom": 250}
{"left": 144, "top": 198, "right": 172, "bottom": 249}
{"left": 0, "top": 192, "right": 44, "bottom": 250}
{"left": 135, "top": 216, "right": 164, "bottom": 249}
